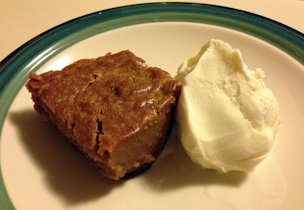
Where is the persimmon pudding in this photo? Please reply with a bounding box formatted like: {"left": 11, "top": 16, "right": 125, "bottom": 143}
{"left": 26, "top": 50, "right": 181, "bottom": 180}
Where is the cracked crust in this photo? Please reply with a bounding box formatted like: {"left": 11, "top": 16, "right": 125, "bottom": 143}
{"left": 26, "top": 50, "right": 181, "bottom": 180}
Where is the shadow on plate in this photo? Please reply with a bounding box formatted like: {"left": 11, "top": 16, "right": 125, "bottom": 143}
{"left": 141, "top": 127, "right": 248, "bottom": 192}
{"left": 9, "top": 109, "right": 123, "bottom": 205}
{"left": 9, "top": 109, "right": 247, "bottom": 202}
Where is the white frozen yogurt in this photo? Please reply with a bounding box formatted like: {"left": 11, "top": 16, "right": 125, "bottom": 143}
{"left": 176, "top": 39, "right": 280, "bottom": 172}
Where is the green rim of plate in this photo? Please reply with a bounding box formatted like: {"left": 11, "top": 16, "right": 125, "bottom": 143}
{"left": 0, "top": 2, "right": 303, "bottom": 209}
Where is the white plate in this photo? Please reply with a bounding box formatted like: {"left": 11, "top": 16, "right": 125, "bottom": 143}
{"left": 0, "top": 3, "right": 303, "bottom": 210}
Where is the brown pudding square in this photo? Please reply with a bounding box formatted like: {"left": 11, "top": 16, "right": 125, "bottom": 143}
{"left": 26, "top": 50, "right": 181, "bottom": 180}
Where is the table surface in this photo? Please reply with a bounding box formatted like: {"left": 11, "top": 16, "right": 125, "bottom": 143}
{"left": 0, "top": 0, "right": 303, "bottom": 61}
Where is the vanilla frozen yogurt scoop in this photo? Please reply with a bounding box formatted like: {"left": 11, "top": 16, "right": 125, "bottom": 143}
{"left": 176, "top": 39, "right": 280, "bottom": 173}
